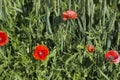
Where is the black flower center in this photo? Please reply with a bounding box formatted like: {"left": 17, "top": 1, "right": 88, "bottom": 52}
{"left": 108, "top": 56, "right": 114, "bottom": 61}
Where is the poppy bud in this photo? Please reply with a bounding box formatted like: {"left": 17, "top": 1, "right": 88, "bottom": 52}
{"left": 86, "top": 45, "right": 95, "bottom": 53}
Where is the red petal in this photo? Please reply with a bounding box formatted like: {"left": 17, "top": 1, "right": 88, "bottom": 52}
{"left": 105, "top": 50, "right": 119, "bottom": 59}
{"left": 66, "top": 10, "right": 77, "bottom": 19}
{"left": 62, "top": 10, "right": 78, "bottom": 21}
{"left": 0, "top": 30, "right": 8, "bottom": 46}
{"left": 62, "top": 12, "right": 68, "bottom": 21}
{"left": 86, "top": 45, "right": 94, "bottom": 53}
{"left": 105, "top": 50, "right": 120, "bottom": 63}
{"left": 33, "top": 45, "right": 49, "bottom": 60}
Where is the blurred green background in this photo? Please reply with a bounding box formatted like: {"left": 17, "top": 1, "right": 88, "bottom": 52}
{"left": 0, "top": 0, "right": 120, "bottom": 80}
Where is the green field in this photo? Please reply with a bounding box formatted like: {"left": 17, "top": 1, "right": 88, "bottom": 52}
{"left": 0, "top": 0, "right": 120, "bottom": 80}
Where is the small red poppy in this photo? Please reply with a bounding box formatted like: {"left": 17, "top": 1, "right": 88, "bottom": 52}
{"left": 33, "top": 45, "right": 49, "bottom": 61}
{"left": 105, "top": 50, "right": 120, "bottom": 63}
{"left": 86, "top": 45, "right": 95, "bottom": 53}
{"left": 62, "top": 10, "right": 78, "bottom": 21}
{"left": 0, "top": 30, "right": 8, "bottom": 46}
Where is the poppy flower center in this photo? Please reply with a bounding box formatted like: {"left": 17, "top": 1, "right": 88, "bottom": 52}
{"left": 38, "top": 51, "right": 43, "bottom": 56}
{"left": 108, "top": 56, "right": 114, "bottom": 61}
{"left": 68, "top": 14, "right": 71, "bottom": 17}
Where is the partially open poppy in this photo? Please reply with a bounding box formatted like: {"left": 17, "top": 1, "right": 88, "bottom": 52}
{"left": 105, "top": 50, "right": 120, "bottom": 63}
{"left": 86, "top": 45, "right": 95, "bottom": 53}
{"left": 62, "top": 10, "right": 77, "bottom": 21}
{"left": 0, "top": 30, "right": 8, "bottom": 46}
{"left": 33, "top": 45, "right": 49, "bottom": 61}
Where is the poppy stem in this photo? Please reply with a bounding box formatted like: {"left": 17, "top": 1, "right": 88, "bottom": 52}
{"left": 3, "top": 46, "right": 7, "bottom": 57}
{"left": 68, "top": 0, "right": 71, "bottom": 10}
{"left": 0, "top": 46, "right": 7, "bottom": 59}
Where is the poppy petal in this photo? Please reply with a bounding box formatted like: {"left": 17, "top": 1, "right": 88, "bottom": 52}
{"left": 62, "top": 10, "right": 77, "bottom": 21}
{"left": 105, "top": 50, "right": 120, "bottom": 63}
{"left": 33, "top": 45, "right": 49, "bottom": 61}
{"left": 86, "top": 45, "right": 95, "bottom": 53}
{"left": 0, "top": 30, "right": 8, "bottom": 46}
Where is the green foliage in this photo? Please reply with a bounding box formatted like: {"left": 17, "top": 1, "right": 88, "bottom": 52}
{"left": 0, "top": 0, "right": 120, "bottom": 80}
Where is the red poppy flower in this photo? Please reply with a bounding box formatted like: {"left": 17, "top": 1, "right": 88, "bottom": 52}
{"left": 0, "top": 30, "right": 8, "bottom": 46}
{"left": 33, "top": 45, "right": 49, "bottom": 61}
{"left": 62, "top": 10, "right": 78, "bottom": 21}
{"left": 86, "top": 45, "right": 95, "bottom": 53}
{"left": 105, "top": 50, "right": 120, "bottom": 63}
